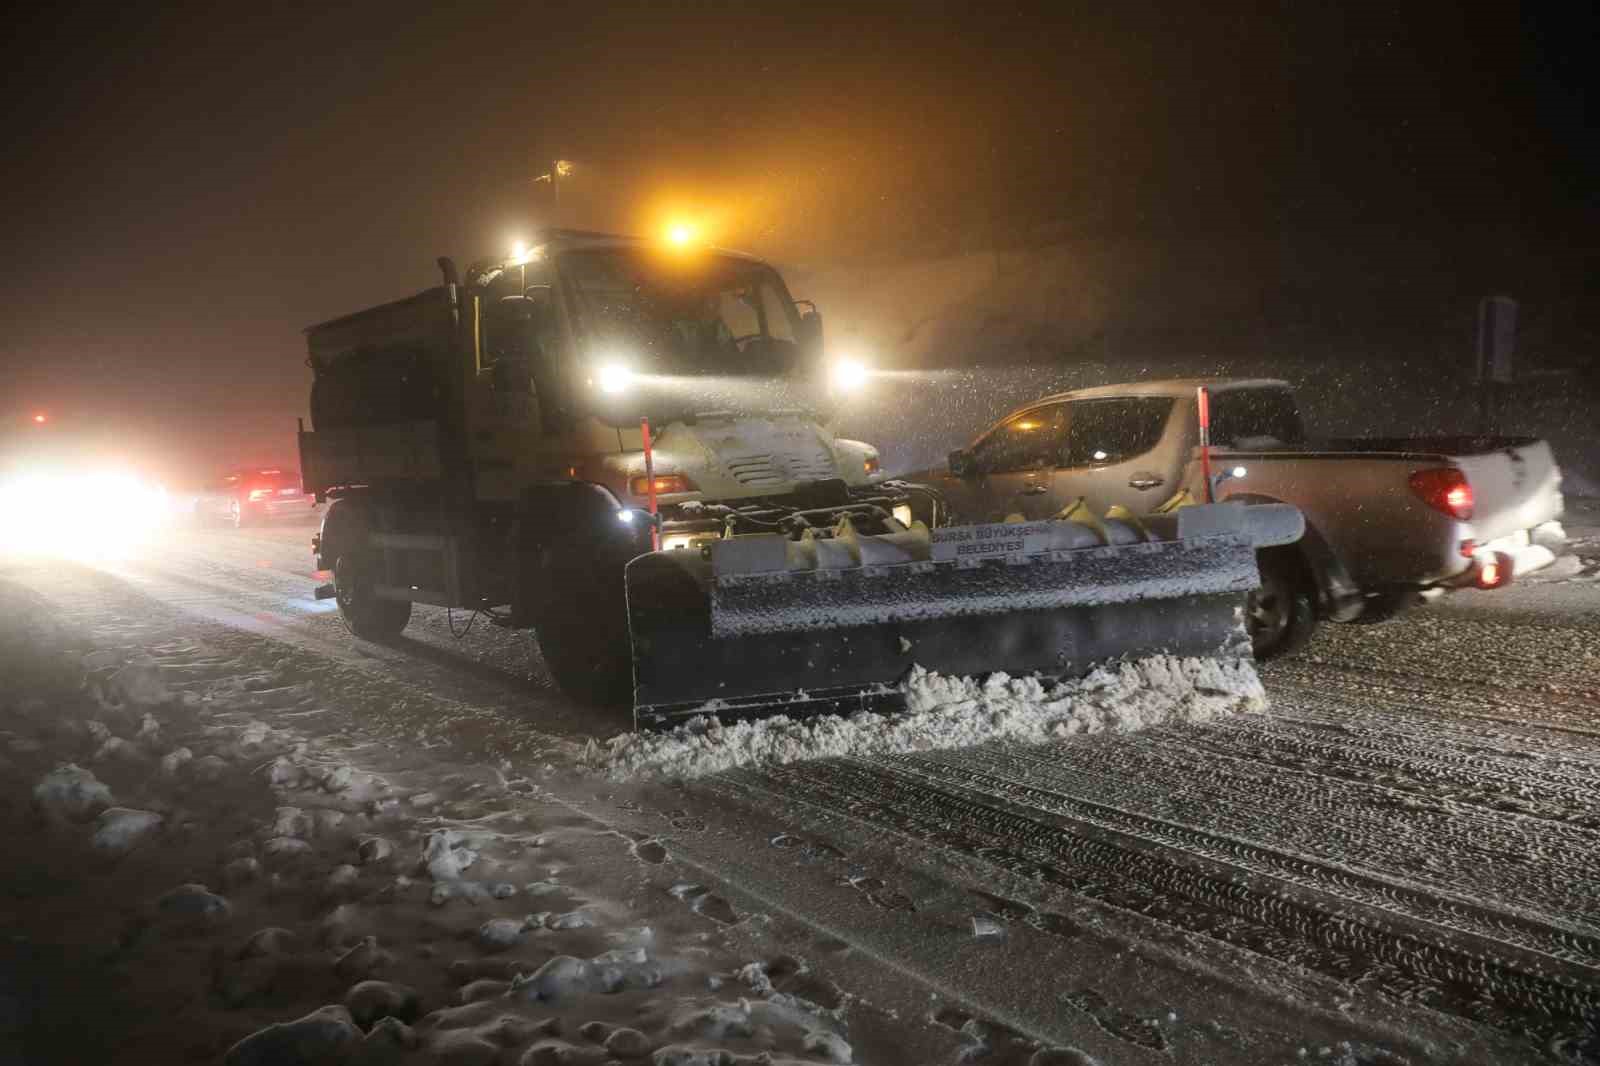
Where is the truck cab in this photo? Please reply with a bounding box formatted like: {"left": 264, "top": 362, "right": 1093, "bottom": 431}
{"left": 298, "top": 231, "right": 937, "bottom": 702}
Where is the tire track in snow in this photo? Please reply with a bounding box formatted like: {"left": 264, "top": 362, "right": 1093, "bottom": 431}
{"left": 1290, "top": 615, "right": 1600, "bottom": 706}
{"left": 1268, "top": 660, "right": 1600, "bottom": 740}
{"left": 1182, "top": 708, "right": 1600, "bottom": 823}
{"left": 732, "top": 754, "right": 1600, "bottom": 1048}
{"left": 910, "top": 741, "right": 1600, "bottom": 957}
{"left": 978, "top": 728, "right": 1600, "bottom": 934}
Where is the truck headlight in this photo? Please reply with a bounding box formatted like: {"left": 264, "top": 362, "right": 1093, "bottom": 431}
{"left": 593, "top": 364, "right": 634, "bottom": 394}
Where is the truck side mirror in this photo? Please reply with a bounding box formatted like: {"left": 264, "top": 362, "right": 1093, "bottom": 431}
{"left": 948, "top": 449, "right": 974, "bottom": 477}
{"left": 795, "top": 300, "right": 822, "bottom": 351}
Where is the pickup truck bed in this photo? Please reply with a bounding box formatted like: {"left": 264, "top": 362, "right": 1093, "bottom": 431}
{"left": 1217, "top": 433, "right": 1563, "bottom": 604}
{"left": 920, "top": 377, "right": 1567, "bottom": 653}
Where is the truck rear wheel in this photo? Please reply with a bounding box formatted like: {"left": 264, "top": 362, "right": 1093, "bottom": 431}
{"left": 1249, "top": 549, "right": 1317, "bottom": 660}
{"left": 334, "top": 552, "right": 411, "bottom": 639}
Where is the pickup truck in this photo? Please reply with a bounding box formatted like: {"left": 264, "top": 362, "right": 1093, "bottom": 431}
{"left": 921, "top": 377, "right": 1567, "bottom": 656}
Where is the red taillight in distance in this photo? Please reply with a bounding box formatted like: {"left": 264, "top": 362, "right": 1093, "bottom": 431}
{"left": 1409, "top": 467, "right": 1473, "bottom": 521}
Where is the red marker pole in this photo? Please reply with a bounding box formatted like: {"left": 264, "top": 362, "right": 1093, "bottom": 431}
{"left": 640, "top": 416, "right": 660, "bottom": 551}
{"left": 1196, "top": 386, "right": 1214, "bottom": 503}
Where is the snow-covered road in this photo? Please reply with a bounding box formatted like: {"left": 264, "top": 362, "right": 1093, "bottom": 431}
{"left": 4, "top": 504, "right": 1599, "bottom": 1065}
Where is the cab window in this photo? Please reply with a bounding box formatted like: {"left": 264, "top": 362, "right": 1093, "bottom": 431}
{"left": 1062, "top": 397, "right": 1174, "bottom": 465}
{"left": 972, "top": 405, "right": 1067, "bottom": 472}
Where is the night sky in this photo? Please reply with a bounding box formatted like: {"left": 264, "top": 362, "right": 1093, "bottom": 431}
{"left": 2, "top": 1, "right": 1594, "bottom": 472}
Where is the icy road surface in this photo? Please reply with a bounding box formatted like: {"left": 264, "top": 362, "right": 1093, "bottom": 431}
{"left": 4, "top": 504, "right": 1600, "bottom": 1065}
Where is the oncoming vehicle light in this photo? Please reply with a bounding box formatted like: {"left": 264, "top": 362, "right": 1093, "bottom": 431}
{"left": 616, "top": 509, "right": 636, "bottom": 524}
{"left": 593, "top": 364, "right": 635, "bottom": 394}
{"left": 0, "top": 470, "right": 171, "bottom": 558}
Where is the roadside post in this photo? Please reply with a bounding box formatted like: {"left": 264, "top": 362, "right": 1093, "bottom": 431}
{"left": 1476, "top": 294, "right": 1516, "bottom": 434}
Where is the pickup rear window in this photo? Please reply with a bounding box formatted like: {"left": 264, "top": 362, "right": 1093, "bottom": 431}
{"left": 1210, "top": 387, "right": 1305, "bottom": 449}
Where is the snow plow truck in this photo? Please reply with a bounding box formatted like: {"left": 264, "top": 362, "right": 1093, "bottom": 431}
{"left": 298, "top": 230, "right": 1303, "bottom": 727}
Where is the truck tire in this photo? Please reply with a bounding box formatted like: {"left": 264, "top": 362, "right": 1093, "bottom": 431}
{"left": 1249, "top": 548, "right": 1317, "bottom": 660}
{"left": 334, "top": 552, "right": 411, "bottom": 639}
{"left": 529, "top": 543, "right": 632, "bottom": 707}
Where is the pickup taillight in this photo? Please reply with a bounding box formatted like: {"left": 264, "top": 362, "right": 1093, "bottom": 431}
{"left": 1409, "top": 467, "right": 1473, "bottom": 521}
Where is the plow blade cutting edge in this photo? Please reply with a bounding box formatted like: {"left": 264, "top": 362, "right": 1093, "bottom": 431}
{"left": 625, "top": 502, "right": 1303, "bottom": 729}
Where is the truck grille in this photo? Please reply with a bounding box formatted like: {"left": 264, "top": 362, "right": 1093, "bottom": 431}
{"left": 787, "top": 451, "right": 838, "bottom": 481}
{"left": 726, "top": 455, "right": 786, "bottom": 488}
{"left": 725, "top": 447, "right": 838, "bottom": 487}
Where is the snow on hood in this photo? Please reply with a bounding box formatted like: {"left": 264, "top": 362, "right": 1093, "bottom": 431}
{"left": 590, "top": 655, "right": 1266, "bottom": 781}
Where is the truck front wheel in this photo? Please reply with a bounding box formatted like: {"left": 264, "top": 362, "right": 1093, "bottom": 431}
{"left": 334, "top": 553, "right": 412, "bottom": 639}
{"left": 1248, "top": 549, "right": 1317, "bottom": 660}
{"left": 529, "top": 545, "right": 632, "bottom": 707}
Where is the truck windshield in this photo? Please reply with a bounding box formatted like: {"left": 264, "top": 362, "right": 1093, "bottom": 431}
{"left": 559, "top": 249, "right": 803, "bottom": 377}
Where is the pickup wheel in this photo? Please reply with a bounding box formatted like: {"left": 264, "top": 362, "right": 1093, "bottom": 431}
{"left": 1249, "top": 549, "right": 1317, "bottom": 660}
{"left": 333, "top": 552, "right": 411, "bottom": 639}
{"left": 529, "top": 545, "right": 632, "bottom": 708}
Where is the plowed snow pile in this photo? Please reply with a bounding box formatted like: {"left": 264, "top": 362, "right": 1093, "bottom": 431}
{"left": 593, "top": 655, "right": 1266, "bottom": 780}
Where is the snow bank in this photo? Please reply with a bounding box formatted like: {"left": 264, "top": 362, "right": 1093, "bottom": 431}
{"left": 592, "top": 656, "right": 1265, "bottom": 780}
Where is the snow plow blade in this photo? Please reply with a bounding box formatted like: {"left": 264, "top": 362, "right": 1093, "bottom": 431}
{"left": 626, "top": 502, "right": 1302, "bottom": 730}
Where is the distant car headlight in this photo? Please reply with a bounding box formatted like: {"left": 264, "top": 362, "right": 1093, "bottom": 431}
{"left": 829, "top": 358, "right": 869, "bottom": 393}
{"left": 593, "top": 364, "right": 634, "bottom": 394}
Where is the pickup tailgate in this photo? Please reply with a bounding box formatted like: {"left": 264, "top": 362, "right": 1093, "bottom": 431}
{"left": 1451, "top": 438, "right": 1564, "bottom": 543}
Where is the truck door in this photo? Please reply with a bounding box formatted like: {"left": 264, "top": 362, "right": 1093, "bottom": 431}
{"left": 945, "top": 404, "right": 1070, "bottom": 521}
{"left": 1050, "top": 396, "right": 1180, "bottom": 514}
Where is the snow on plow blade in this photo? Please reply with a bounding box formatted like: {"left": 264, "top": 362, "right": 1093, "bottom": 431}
{"left": 626, "top": 502, "right": 1302, "bottom": 729}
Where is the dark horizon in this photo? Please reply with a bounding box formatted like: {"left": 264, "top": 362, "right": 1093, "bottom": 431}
{"left": 3, "top": 1, "right": 1596, "bottom": 473}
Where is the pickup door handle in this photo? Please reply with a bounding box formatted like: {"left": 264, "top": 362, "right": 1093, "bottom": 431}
{"left": 1020, "top": 484, "right": 1049, "bottom": 496}
{"left": 1128, "top": 475, "right": 1165, "bottom": 490}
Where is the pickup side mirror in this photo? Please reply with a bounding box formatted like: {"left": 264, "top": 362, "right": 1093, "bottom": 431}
{"left": 948, "top": 448, "right": 975, "bottom": 477}
{"left": 795, "top": 300, "right": 822, "bottom": 352}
